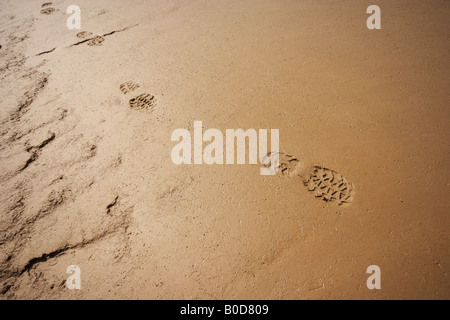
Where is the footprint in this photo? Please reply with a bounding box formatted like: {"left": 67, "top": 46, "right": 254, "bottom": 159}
{"left": 265, "top": 152, "right": 355, "bottom": 206}
{"left": 129, "top": 94, "right": 155, "bottom": 111}
{"left": 268, "top": 152, "right": 301, "bottom": 177}
{"left": 40, "top": 7, "right": 55, "bottom": 15}
{"left": 303, "top": 166, "right": 354, "bottom": 205}
{"left": 120, "top": 81, "right": 140, "bottom": 94}
{"left": 41, "top": 2, "right": 53, "bottom": 7}
{"left": 87, "top": 36, "right": 105, "bottom": 46}
{"left": 77, "top": 31, "right": 93, "bottom": 39}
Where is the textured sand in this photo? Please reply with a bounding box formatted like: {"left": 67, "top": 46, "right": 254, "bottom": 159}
{"left": 0, "top": 0, "right": 449, "bottom": 299}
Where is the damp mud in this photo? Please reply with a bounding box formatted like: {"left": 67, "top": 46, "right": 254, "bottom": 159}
{"left": 0, "top": 0, "right": 448, "bottom": 299}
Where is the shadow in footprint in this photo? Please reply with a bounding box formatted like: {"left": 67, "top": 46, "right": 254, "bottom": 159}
{"left": 87, "top": 36, "right": 105, "bottom": 46}
{"left": 129, "top": 94, "right": 155, "bottom": 111}
{"left": 40, "top": 7, "right": 55, "bottom": 15}
{"left": 76, "top": 31, "right": 93, "bottom": 39}
{"left": 120, "top": 81, "right": 140, "bottom": 94}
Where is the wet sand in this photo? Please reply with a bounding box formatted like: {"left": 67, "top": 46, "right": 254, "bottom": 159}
{"left": 0, "top": 0, "right": 449, "bottom": 299}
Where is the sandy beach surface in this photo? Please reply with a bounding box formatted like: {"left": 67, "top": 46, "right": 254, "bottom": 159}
{"left": 0, "top": 0, "right": 449, "bottom": 299}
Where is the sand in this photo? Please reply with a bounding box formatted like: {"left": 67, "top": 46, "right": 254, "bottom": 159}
{"left": 0, "top": 0, "right": 449, "bottom": 299}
